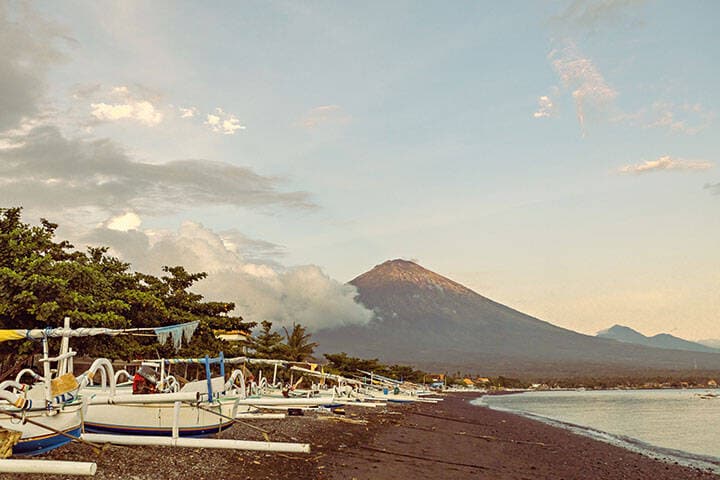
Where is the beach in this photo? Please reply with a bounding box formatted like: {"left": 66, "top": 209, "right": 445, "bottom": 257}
{"left": 7, "top": 393, "right": 717, "bottom": 480}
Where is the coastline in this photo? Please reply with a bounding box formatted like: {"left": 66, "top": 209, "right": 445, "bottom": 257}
{"left": 476, "top": 395, "right": 720, "bottom": 475}
{"left": 7, "top": 393, "right": 718, "bottom": 479}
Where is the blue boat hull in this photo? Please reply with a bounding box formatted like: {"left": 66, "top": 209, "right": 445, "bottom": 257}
{"left": 12, "top": 427, "right": 81, "bottom": 456}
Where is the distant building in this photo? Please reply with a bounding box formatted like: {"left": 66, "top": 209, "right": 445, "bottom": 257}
{"left": 708, "top": 379, "right": 718, "bottom": 388}
{"left": 214, "top": 329, "right": 249, "bottom": 342}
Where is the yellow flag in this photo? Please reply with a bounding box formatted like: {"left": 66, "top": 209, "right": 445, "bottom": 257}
{"left": 0, "top": 330, "right": 25, "bottom": 343}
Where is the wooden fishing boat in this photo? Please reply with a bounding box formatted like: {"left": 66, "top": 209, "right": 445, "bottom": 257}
{"left": 0, "top": 319, "right": 84, "bottom": 456}
{"left": 81, "top": 354, "right": 257, "bottom": 437}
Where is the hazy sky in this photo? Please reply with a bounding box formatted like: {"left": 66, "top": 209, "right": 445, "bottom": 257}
{"left": 1, "top": 1, "right": 718, "bottom": 339}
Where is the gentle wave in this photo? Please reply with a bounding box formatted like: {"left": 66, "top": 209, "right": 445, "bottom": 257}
{"left": 472, "top": 396, "right": 720, "bottom": 474}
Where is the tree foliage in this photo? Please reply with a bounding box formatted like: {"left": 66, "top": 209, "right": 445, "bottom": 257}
{"left": 278, "top": 323, "right": 318, "bottom": 362}
{"left": 247, "top": 320, "right": 284, "bottom": 358}
{"left": 246, "top": 321, "right": 318, "bottom": 362}
{"left": 0, "top": 207, "right": 254, "bottom": 359}
{"left": 324, "top": 352, "right": 427, "bottom": 383}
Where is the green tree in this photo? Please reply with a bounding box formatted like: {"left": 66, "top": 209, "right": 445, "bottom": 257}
{"left": 278, "top": 323, "right": 318, "bottom": 362}
{"left": 0, "top": 207, "right": 253, "bottom": 360}
{"left": 247, "top": 320, "right": 283, "bottom": 358}
{"left": 324, "top": 352, "right": 384, "bottom": 375}
{"left": 323, "top": 352, "right": 427, "bottom": 382}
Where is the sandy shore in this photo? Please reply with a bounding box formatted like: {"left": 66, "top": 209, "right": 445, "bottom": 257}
{"left": 5, "top": 393, "right": 718, "bottom": 480}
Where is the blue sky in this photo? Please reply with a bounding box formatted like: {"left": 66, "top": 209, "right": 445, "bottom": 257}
{"left": 2, "top": 1, "right": 718, "bottom": 339}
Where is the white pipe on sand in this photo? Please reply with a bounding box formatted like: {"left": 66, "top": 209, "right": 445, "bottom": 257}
{"left": 0, "top": 459, "right": 97, "bottom": 476}
{"left": 332, "top": 400, "right": 386, "bottom": 408}
{"left": 81, "top": 434, "right": 310, "bottom": 453}
{"left": 234, "top": 413, "right": 286, "bottom": 420}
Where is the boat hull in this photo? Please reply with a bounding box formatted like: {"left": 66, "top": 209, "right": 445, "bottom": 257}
{"left": 1, "top": 404, "right": 83, "bottom": 456}
{"left": 13, "top": 427, "right": 82, "bottom": 456}
{"left": 83, "top": 399, "right": 243, "bottom": 437}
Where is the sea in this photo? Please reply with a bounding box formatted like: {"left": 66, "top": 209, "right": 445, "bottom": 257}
{"left": 473, "top": 389, "right": 720, "bottom": 473}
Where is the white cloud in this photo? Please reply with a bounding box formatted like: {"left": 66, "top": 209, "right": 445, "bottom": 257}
{"left": 297, "top": 105, "right": 351, "bottom": 129}
{"left": 90, "top": 100, "right": 163, "bottom": 126}
{"left": 549, "top": 41, "right": 617, "bottom": 135}
{"left": 75, "top": 84, "right": 166, "bottom": 127}
{"left": 105, "top": 211, "right": 141, "bottom": 231}
{"left": 82, "top": 221, "right": 374, "bottom": 330}
{"left": 178, "top": 106, "right": 197, "bottom": 118}
{"left": 618, "top": 155, "right": 713, "bottom": 174}
{"left": 204, "top": 108, "right": 246, "bottom": 135}
{"left": 533, "top": 95, "right": 556, "bottom": 118}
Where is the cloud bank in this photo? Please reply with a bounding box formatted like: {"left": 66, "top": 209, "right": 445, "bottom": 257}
{"left": 82, "top": 221, "right": 374, "bottom": 330}
{"left": 0, "top": 3, "right": 370, "bottom": 332}
{"left": 0, "top": 6, "right": 312, "bottom": 221}
{"left": 0, "top": 125, "right": 313, "bottom": 218}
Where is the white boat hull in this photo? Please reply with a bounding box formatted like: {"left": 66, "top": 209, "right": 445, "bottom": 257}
{"left": 83, "top": 397, "right": 252, "bottom": 437}
{"left": 1, "top": 404, "right": 82, "bottom": 456}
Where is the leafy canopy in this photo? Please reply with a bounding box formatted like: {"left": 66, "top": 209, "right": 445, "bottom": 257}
{"left": 0, "top": 207, "right": 254, "bottom": 359}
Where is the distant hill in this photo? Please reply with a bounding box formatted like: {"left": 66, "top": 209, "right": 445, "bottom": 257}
{"left": 597, "top": 325, "right": 720, "bottom": 354}
{"left": 314, "top": 259, "right": 720, "bottom": 378}
{"left": 698, "top": 339, "right": 720, "bottom": 350}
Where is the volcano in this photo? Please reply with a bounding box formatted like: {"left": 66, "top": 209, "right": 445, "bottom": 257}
{"left": 314, "top": 260, "right": 720, "bottom": 377}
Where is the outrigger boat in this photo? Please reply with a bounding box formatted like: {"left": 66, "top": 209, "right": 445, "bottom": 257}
{"left": 0, "top": 318, "right": 208, "bottom": 456}
{"left": 1, "top": 319, "right": 311, "bottom": 463}
{"left": 82, "top": 354, "right": 357, "bottom": 432}
{"left": 81, "top": 353, "right": 256, "bottom": 437}
{"left": 354, "top": 370, "right": 443, "bottom": 403}
{"left": 0, "top": 319, "right": 85, "bottom": 456}
{"left": 78, "top": 351, "right": 310, "bottom": 453}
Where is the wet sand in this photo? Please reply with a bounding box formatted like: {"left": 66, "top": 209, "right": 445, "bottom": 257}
{"left": 6, "top": 393, "right": 718, "bottom": 479}
{"left": 324, "top": 394, "right": 718, "bottom": 479}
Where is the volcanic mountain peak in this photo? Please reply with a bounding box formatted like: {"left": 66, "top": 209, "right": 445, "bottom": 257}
{"left": 350, "top": 259, "right": 473, "bottom": 295}
{"left": 314, "top": 259, "right": 720, "bottom": 376}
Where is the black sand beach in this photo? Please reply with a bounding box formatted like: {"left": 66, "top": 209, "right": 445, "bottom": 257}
{"left": 6, "top": 393, "right": 718, "bottom": 480}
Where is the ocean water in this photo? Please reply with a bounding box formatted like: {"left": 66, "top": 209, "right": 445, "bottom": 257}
{"left": 473, "top": 389, "right": 720, "bottom": 472}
